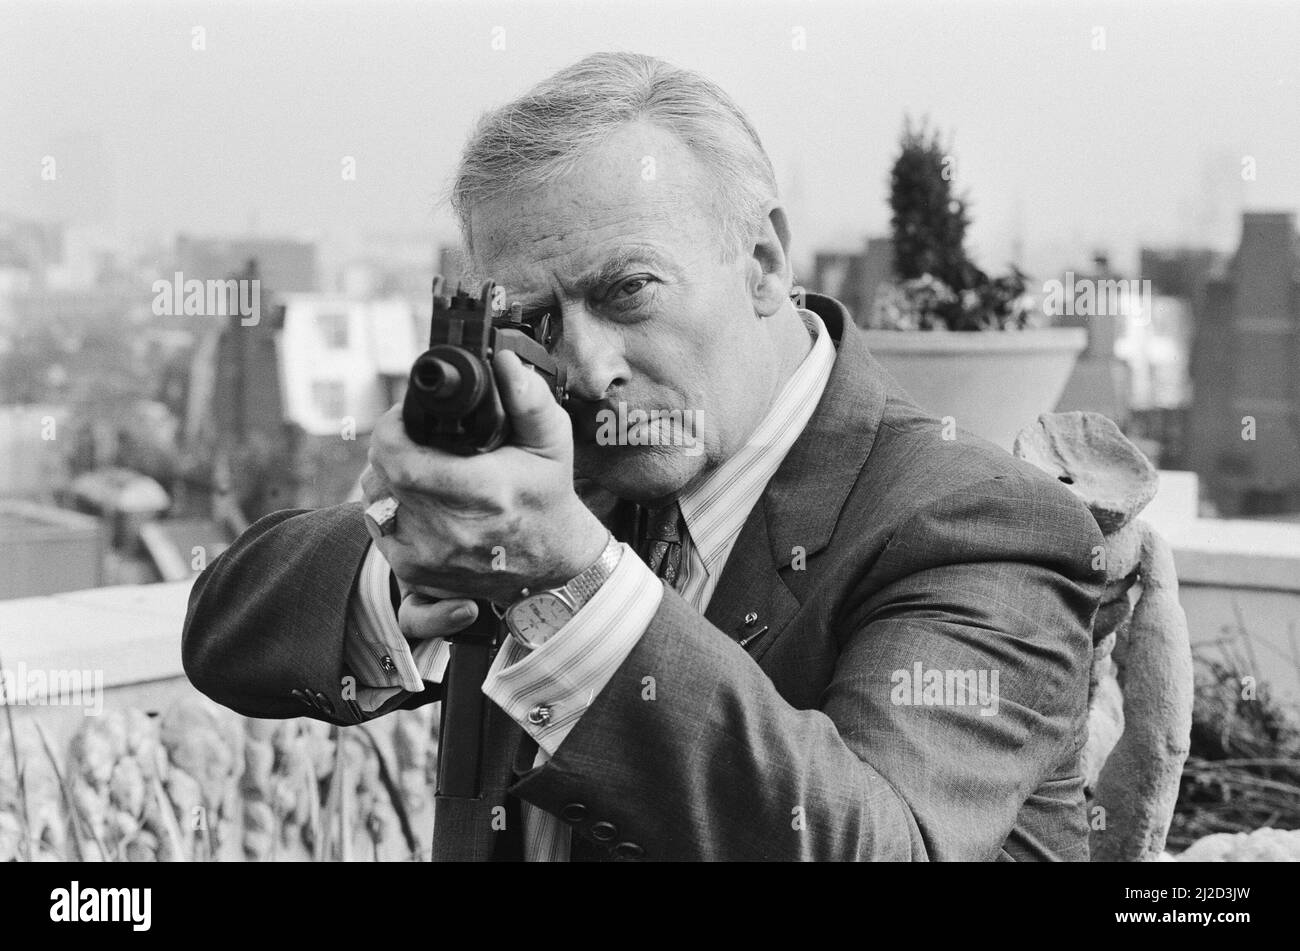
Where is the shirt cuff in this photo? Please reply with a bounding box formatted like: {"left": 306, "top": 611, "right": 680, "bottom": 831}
{"left": 345, "top": 543, "right": 451, "bottom": 712}
{"left": 482, "top": 542, "right": 663, "bottom": 757}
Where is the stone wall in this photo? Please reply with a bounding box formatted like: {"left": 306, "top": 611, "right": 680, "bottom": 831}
{"left": 2, "top": 686, "right": 439, "bottom": 862}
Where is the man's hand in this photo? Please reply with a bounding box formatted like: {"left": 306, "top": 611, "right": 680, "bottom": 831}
{"left": 395, "top": 590, "right": 482, "bottom": 645}
{"left": 362, "top": 348, "right": 610, "bottom": 606}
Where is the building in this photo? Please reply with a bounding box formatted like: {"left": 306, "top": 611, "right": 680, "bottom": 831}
{"left": 333, "top": 233, "right": 446, "bottom": 299}
{"left": 276, "top": 292, "right": 423, "bottom": 436}
{"left": 175, "top": 234, "right": 318, "bottom": 293}
{"left": 1188, "top": 211, "right": 1300, "bottom": 517}
{"left": 1051, "top": 253, "right": 1129, "bottom": 424}
{"left": 1120, "top": 246, "right": 1225, "bottom": 470}
{"left": 1140, "top": 247, "right": 1225, "bottom": 301}
{"left": 810, "top": 237, "right": 895, "bottom": 326}
{"left": 0, "top": 500, "right": 103, "bottom": 598}
{"left": 186, "top": 285, "right": 425, "bottom": 519}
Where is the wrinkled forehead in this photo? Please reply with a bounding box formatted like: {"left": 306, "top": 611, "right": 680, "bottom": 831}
{"left": 465, "top": 121, "right": 724, "bottom": 289}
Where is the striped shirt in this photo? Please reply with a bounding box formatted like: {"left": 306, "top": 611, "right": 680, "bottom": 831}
{"left": 345, "top": 307, "right": 835, "bottom": 860}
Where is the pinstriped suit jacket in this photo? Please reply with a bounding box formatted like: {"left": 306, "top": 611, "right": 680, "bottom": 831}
{"left": 182, "top": 292, "right": 1106, "bottom": 861}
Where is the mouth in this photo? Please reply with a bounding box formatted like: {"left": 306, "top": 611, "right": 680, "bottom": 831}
{"left": 568, "top": 402, "right": 648, "bottom": 445}
{"left": 569, "top": 407, "right": 679, "bottom": 445}
{"left": 567, "top": 398, "right": 705, "bottom": 463}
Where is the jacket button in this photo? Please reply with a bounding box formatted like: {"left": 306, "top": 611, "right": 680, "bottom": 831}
{"left": 291, "top": 689, "right": 311, "bottom": 705}
{"left": 560, "top": 803, "right": 587, "bottom": 823}
{"left": 612, "top": 841, "right": 644, "bottom": 859}
{"left": 590, "top": 821, "right": 617, "bottom": 842}
{"left": 312, "top": 691, "right": 335, "bottom": 715}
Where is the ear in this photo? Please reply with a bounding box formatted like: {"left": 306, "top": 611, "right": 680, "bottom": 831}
{"left": 748, "top": 201, "right": 793, "bottom": 318}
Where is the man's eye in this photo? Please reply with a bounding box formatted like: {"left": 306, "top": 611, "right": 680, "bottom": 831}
{"left": 615, "top": 277, "right": 650, "bottom": 298}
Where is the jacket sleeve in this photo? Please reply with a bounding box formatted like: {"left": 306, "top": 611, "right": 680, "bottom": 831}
{"left": 508, "top": 472, "right": 1104, "bottom": 860}
{"left": 181, "top": 501, "right": 442, "bottom": 725}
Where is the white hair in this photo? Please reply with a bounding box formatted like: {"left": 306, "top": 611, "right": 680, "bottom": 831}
{"left": 449, "top": 52, "right": 778, "bottom": 261}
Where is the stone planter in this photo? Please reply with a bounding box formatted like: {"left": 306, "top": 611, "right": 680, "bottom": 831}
{"left": 862, "top": 328, "right": 1088, "bottom": 450}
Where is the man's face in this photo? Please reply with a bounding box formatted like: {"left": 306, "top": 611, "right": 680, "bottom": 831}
{"left": 469, "top": 120, "right": 781, "bottom": 504}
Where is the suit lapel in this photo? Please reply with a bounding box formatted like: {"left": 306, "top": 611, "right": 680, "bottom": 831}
{"left": 701, "top": 495, "right": 800, "bottom": 662}
{"left": 704, "top": 294, "right": 888, "bottom": 657}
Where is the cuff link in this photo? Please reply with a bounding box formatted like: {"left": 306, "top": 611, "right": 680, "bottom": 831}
{"left": 526, "top": 703, "right": 553, "bottom": 726}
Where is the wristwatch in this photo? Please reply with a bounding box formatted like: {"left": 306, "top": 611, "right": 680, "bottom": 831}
{"left": 503, "top": 533, "right": 623, "bottom": 650}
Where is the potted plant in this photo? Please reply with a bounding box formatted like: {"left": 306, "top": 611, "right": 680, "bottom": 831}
{"left": 862, "top": 118, "right": 1086, "bottom": 449}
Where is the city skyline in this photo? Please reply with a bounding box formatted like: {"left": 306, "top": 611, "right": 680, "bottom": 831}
{"left": 3, "top": 0, "right": 1300, "bottom": 280}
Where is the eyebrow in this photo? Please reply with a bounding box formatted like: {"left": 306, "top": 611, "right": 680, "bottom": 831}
{"left": 505, "top": 246, "right": 676, "bottom": 313}
{"left": 575, "top": 246, "right": 675, "bottom": 294}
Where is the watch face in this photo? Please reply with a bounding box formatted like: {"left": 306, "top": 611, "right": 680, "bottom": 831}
{"left": 506, "top": 592, "right": 574, "bottom": 648}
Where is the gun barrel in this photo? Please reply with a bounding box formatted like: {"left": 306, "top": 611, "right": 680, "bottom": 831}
{"left": 410, "top": 355, "right": 462, "bottom": 400}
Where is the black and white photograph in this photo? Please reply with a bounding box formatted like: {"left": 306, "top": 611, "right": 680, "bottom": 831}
{"left": 0, "top": 0, "right": 1296, "bottom": 917}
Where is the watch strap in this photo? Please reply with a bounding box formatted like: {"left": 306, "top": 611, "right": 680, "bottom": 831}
{"left": 559, "top": 533, "right": 622, "bottom": 612}
{"left": 503, "top": 533, "right": 622, "bottom": 651}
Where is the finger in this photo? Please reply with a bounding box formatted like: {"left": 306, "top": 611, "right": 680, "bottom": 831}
{"left": 360, "top": 465, "right": 390, "bottom": 506}
{"left": 367, "top": 406, "right": 412, "bottom": 487}
{"left": 370, "top": 400, "right": 463, "bottom": 495}
{"left": 495, "top": 348, "right": 568, "bottom": 456}
{"left": 397, "top": 595, "right": 480, "bottom": 641}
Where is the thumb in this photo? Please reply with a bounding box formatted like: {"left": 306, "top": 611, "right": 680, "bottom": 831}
{"left": 397, "top": 594, "right": 479, "bottom": 641}
{"left": 495, "top": 348, "right": 569, "bottom": 456}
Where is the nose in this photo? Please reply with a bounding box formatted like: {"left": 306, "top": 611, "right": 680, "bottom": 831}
{"left": 555, "top": 303, "right": 630, "bottom": 403}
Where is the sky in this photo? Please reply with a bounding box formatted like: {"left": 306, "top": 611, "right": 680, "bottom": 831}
{"left": 3, "top": 0, "right": 1299, "bottom": 280}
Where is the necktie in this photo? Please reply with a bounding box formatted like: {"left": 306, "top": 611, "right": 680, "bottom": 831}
{"left": 635, "top": 502, "right": 686, "bottom": 588}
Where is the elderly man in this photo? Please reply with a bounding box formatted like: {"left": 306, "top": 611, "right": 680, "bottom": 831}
{"left": 182, "top": 52, "right": 1105, "bottom": 861}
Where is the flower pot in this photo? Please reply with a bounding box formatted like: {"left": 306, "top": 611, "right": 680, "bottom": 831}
{"left": 862, "top": 328, "right": 1088, "bottom": 450}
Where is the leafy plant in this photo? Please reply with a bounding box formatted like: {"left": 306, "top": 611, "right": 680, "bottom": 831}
{"left": 881, "top": 117, "right": 1034, "bottom": 331}
{"left": 890, "top": 116, "right": 972, "bottom": 293}
{"left": 1166, "top": 644, "right": 1300, "bottom": 851}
